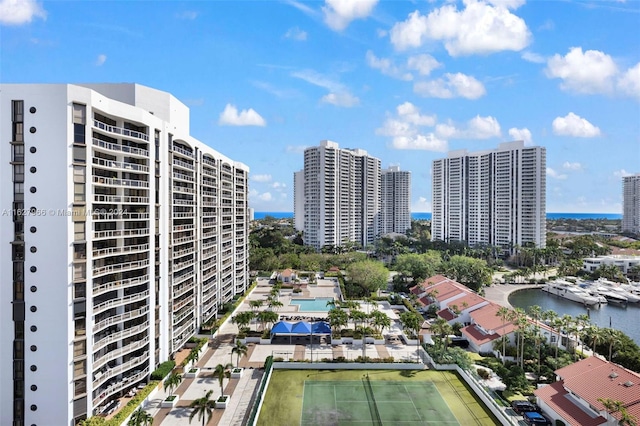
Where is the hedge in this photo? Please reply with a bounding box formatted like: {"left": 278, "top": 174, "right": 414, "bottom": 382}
{"left": 150, "top": 360, "right": 175, "bottom": 380}
{"left": 78, "top": 381, "right": 159, "bottom": 426}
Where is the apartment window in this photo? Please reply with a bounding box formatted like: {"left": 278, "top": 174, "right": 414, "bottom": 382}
{"left": 73, "top": 360, "right": 86, "bottom": 377}
{"left": 12, "top": 100, "right": 24, "bottom": 122}
{"left": 74, "top": 184, "right": 85, "bottom": 202}
{"left": 73, "top": 104, "right": 86, "bottom": 144}
{"left": 73, "top": 244, "right": 86, "bottom": 260}
{"left": 74, "top": 319, "right": 85, "bottom": 337}
{"left": 74, "top": 222, "right": 85, "bottom": 241}
{"left": 13, "top": 165, "right": 24, "bottom": 183}
{"left": 73, "top": 282, "right": 86, "bottom": 299}
{"left": 74, "top": 379, "right": 86, "bottom": 397}
{"left": 72, "top": 146, "right": 86, "bottom": 163}
{"left": 71, "top": 206, "right": 85, "bottom": 222}
{"left": 73, "top": 340, "right": 86, "bottom": 358}
{"left": 12, "top": 144, "right": 24, "bottom": 162}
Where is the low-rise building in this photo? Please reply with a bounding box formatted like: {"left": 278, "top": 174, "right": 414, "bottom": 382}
{"left": 535, "top": 356, "right": 640, "bottom": 426}
{"left": 583, "top": 254, "right": 640, "bottom": 275}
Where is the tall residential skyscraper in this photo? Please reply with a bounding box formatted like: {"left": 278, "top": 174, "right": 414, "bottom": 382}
{"left": 0, "top": 83, "right": 249, "bottom": 426}
{"left": 293, "top": 170, "right": 305, "bottom": 232}
{"left": 295, "top": 140, "right": 381, "bottom": 250}
{"left": 432, "top": 141, "right": 546, "bottom": 252}
{"left": 623, "top": 174, "right": 640, "bottom": 234}
{"left": 380, "top": 166, "right": 411, "bottom": 235}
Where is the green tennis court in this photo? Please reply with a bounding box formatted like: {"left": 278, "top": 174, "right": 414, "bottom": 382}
{"left": 301, "top": 378, "right": 459, "bottom": 425}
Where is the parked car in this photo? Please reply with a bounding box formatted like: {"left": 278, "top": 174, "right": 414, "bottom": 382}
{"left": 522, "top": 411, "right": 551, "bottom": 425}
{"left": 511, "top": 400, "right": 538, "bottom": 414}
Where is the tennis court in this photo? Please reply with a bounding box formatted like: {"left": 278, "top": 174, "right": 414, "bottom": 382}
{"left": 301, "top": 378, "right": 459, "bottom": 425}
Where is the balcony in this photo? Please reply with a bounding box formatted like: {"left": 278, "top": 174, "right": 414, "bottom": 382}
{"left": 93, "top": 157, "right": 149, "bottom": 173}
{"left": 94, "top": 119, "right": 149, "bottom": 141}
{"left": 172, "top": 185, "right": 195, "bottom": 194}
{"left": 92, "top": 138, "right": 148, "bottom": 157}
{"left": 172, "top": 234, "right": 194, "bottom": 245}
{"left": 94, "top": 228, "right": 148, "bottom": 240}
{"left": 93, "top": 290, "right": 150, "bottom": 314}
{"left": 93, "top": 243, "right": 149, "bottom": 259}
{"left": 93, "top": 366, "right": 149, "bottom": 408}
{"left": 93, "top": 194, "right": 149, "bottom": 204}
{"left": 93, "top": 322, "right": 149, "bottom": 352}
{"left": 93, "top": 306, "right": 149, "bottom": 332}
{"left": 173, "top": 158, "right": 195, "bottom": 171}
{"left": 172, "top": 145, "right": 193, "bottom": 158}
{"left": 93, "top": 175, "right": 149, "bottom": 188}
{"left": 172, "top": 172, "right": 194, "bottom": 182}
{"left": 93, "top": 259, "right": 149, "bottom": 277}
{"left": 93, "top": 336, "right": 150, "bottom": 372}
{"left": 173, "top": 270, "right": 194, "bottom": 285}
{"left": 172, "top": 282, "right": 194, "bottom": 300}
{"left": 93, "top": 274, "right": 149, "bottom": 297}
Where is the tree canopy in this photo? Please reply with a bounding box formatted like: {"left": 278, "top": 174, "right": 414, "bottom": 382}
{"left": 346, "top": 260, "right": 389, "bottom": 293}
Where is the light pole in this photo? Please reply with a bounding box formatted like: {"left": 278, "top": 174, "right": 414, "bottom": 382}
{"left": 310, "top": 320, "right": 314, "bottom": 363}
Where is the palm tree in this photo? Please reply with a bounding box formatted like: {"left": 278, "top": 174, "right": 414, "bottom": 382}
{"left": 399, "top": 311, "right": 423, "bottom": 360}
{"left": 232, "top": 311, "right": 254, "bottom": 333}
{"left": 163, "top": 372, "right": 182, "bottom": 398}
{"left": 575, "top": 313, "right": 591, "bottom": 357}
{"left": 189, "top": 390, "right": 215, "bottom": 426}
{"left": 231, "top": 339, "right": 248, "bottom": 368}
{"left": 128, "top": 407, "right": 153, "bottom": 426}
{"left": 349, "top": 310, "right": 368, "bottom": 332}
{"left": 369, "top": 310, "right": 391, "bottom": 335}
{"left": 327, "top": 308, "right": 348, "bottom": 335}
{"left": 430, "top": 317, "right": 453, "bottom": 357}
{"left": 528, "top": 305, "right": 543, "bottom": 373}
{"left": 256, "top": 310, "right": 278, "bottom": 331}
{"left": 249, "top": 299, "right": 263, "bottom": 313}
{"left": 496, "top": 306, "right": 511, "bottom": 364}
{"left": 598, "top": 398, "right": 638, "bottom": 426}
{"left": 601, "top": 328, "right": 620, "bottom": 361}
{"left": 213, "top": 363, "right": 233, "bottom": 398}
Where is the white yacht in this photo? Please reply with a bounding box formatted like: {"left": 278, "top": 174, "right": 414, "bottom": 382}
{"left": 542, "top": 280, "right": 602, "bottom": 306}
{"left": 595, "top": 279, "right": 640, "bottom": 303}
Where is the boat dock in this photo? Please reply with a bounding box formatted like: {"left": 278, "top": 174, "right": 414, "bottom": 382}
{"left": 483, "top": 283, "right": 544, "bottom": 308}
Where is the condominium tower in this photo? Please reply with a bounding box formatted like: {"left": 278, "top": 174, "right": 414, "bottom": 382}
{"left": 295, "top": 140, "right": 381, "bottom": 250}
{"left": 0, "top": 84, "right": 250, "bottom": 426}
{"left": 380, "top": 166, "right": 411, "bottom": 235}
{"left": 623, "top": 173, "right": 640, "bottom": 234}
{"left": 431, "top": 141, "right": 546, "bottom": 252}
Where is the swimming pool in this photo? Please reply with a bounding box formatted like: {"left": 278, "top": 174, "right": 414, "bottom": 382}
{"left": 290, "top": 297, "right": 335, "bottom": 312}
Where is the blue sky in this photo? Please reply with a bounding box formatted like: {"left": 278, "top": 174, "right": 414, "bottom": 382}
{"left": 2, "top": 0, "right": 639, "bottom": 213}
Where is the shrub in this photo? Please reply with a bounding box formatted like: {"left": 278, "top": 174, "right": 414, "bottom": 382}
{"left": 477, "top": 368, "right": 490, "bottom": 380}
{"left": 293, "top": 288, "right": 302, "bottom": 293}
{"left": 150, "top": 360, "right": 175, "bottom": 380}
{"left": 273, "top": 357, "right": 284, "bottom": 362}
{"left": 79, "top": 381, "right": 159, "bottom": 426}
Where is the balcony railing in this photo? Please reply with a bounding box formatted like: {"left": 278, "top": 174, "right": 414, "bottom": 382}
{"left": 94, "top": 228, "right": 148, "bottom": 240}
{"left": 92, "top": 365, "right": 149, "bottom": 407}
{"left": 93, "top": 176, "right": 149, "bottom": 188}
{"left": 94, "top": 119, "right": 149, "bottom": 141}
{"left": 93, "top": 337, "right": 150, "bottom": 372}
{"left": 93, "top": 243, "right": 149, "bottom": 258}
{"left": 93, "top": 306, "right": 149, "bottom": 332}
{"left": 172, "top": 145, "right": 193, "bottom": 157}
{"left": 93, "top": 157, "right": 149, "bottom": 173}
{"left": 93, "top": 290, "right": 150, "bottom": 314}
{"left": 93, "top": 195, "right": 150, "bottom": 204}
{"left": 92, "top": 137, "right": 148, "bottom": 157}
{"left": 93, "top": 322, "right": 149, "bottom": 352}
{"left": 93, "top": 259, "right": 149, "bottom": 278}
{"left": 93, "top": 274, "right": 149, "bottom": 297}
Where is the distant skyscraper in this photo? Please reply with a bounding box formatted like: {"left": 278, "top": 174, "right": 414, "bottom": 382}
{"left": 294, "top": 140, "right": 381, "bottom": 250}
{"left": 381, "top": 166, "right": 411, "bottom": 235}
{"left": 294, "top": 170, "right": 305, "bottom": 231}
{"left": 623, "top": 174, "right": 640, "bottom": 234}
{"left": 0, "top": 83, "right": 249, "bottom": 425}
{"left": 432, "top": 141, "right": 546, "bottom": 252}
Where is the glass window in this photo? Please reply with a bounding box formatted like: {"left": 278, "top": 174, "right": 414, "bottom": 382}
{"left": 72, "top": 146, "right": 86, "bottom": 163}
{"left": 73, "top": 166, "right": 86, "bottom": 183}
{"left": 74, "top": 222, "right": 85, "bottom": 241}
{"left": 74, "top": 184, "right": 85, "bottom": 202}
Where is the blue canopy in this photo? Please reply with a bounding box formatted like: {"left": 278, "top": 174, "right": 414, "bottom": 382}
{"left": 291, "top": 321, "right": 312, "bottom": 334}
{"left": 312, "top": 322, "right": 331, "bottom": 334}
{"left": 271, "top": 321, "right": 293, "bottom": 334}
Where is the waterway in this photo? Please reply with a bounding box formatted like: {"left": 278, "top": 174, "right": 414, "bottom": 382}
{"left": 509, "top": 289, "right": 640, "bottom": 346}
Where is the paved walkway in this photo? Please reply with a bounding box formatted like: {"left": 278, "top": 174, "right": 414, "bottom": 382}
{"left": 483, "top": 283, "right": 544, "bottom": 307}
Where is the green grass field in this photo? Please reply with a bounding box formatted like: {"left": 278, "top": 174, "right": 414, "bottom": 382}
{"left": 257, "top": 369, "right": 498, "bottom": 426}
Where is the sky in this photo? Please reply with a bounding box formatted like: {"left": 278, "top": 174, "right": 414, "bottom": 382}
{"left": 1, "top": 0, "right": 639, "bottom": 214}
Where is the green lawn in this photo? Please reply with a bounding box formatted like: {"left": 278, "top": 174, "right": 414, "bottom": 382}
{"left": 257, "top": 369, "right": 499, "bottom": 426}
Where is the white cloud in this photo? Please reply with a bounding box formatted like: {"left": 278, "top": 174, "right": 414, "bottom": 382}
{"left": 251, "top": 174, "right": 272, "bottom": 183}
{"left": 292, "top": 69, "right": 359, "bottom": 107}
{"left": 176, "top": 11, "right": 198, "bottom": 20}
{"left": 614, "top": 169, "right": 633, "bottom": 178}
{"left": 284, "top": 26, "right": 307, "bottom": 41}
{"left": 365, "top": 50, "right": 412, "bottom": 81}
{"left": 95, "top": 54, "right": 107, "bottom": 66}
{"left": 272, "top": 182, "right": 287, "bottom": 190}
{"left": 258, "top": 192, "right": 273, "bottom": 202}
{"left": 414, "top": 73, "right": 486, "bottom": 99}
{"left": 508, "top": 127, "right": 532, "bottom": 145}
{"left": 546, "top": 167, "right": 568, "bottom": 180}
{"left": 521, "top": 51, "right": 545, "bottom": 64}
{"left": 562, "top": 161, "right": 583, "bottom": 171}
{"left": 436, "top": 115, "right": 501, "bottom": 139}
{"left": 321, "top": 92, "right": 360, "bottom": 107}
{"left": 252, "top": 81, "right": 299, "bottom": 99}
{"left": 552, "top": 112, "right": 601, "bottom": 138}
{"left": 322, "top": 0, "right": 378, "bottom": 31}
{"left": 406, "top": 53, "right": 442, "bottom": 76}
{"left": 545, "top": 47, "right": 618, "bottom": 94}
{"left": 390, "top": 1, "right": 531, "bottom": 56}
{"left": 617, "top": 62, "right": 640, "bottom": 100}
{"left": 218, "top": 104, "right": 266, "bottom": 126}
{"left": 0, "top": 0, "right": 46, "bottom": 25}
{"left": 376, "top": 102, "right": 447, "bottom": 151}
{"left": 412, "top": 196, "right": 432, "bottom": 212}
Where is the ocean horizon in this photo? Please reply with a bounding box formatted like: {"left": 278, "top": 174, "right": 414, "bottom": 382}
{"left": 253, "top": 212, "right": 623, "bottom": 220}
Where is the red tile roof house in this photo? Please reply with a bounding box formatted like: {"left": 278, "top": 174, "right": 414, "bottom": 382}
{"left": 277, "top": 268, "right": 297, "bottom": 283}
{"left": 460, "top": 303, "right": 519, "bottom": 354}
{"left": 534, "top": 356, "right": 640, "bottom": 426}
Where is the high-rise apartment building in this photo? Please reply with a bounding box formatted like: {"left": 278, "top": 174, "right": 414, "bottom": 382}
{"left": 432, "top": 141, "right": 546, "bottom": 253}
{"left": 623, "top": 174, "right": 640, "bottom": 234}
{"left": 380, "top": 166, "right": 411, "bottom": 235}
{"left": 0, "top": 83, "right": 249, "bottom": 426}
{"left": 295, "top": 140, "right": 381, "bottom": 250}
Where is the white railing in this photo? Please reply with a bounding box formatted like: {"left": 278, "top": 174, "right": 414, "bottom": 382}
{"left": 173, "top": 234, "right": 194, "bottom": 245}
{"left": 172, "top": 283, "right": 194, "bottom": 300}
{"left": 94, "top": 119, "right": 149, "bottom": 141}
{"left": 93, "top": 259, "right": 149, "bottom": 277}
{"left": 92, "top": 137, "right": 148, "bottom": 157}
{"left": 93, "top": 367, "right": 149, "bottom": 408}
{"left": 93, "top": 306, "right": 149, "bottom": 332}
{"left": 93, "top": 338, "right": 150, "bottom": 372}
{"left": 172, "top": 185, "right": 195, "bottom": 194}
{"left": 94, "top": 228, "right": 148, "bottom": 239}
{"left": 93, "top": 194, "right": 149, "bottom": 204}
{"left": 93, "top": 322, "right": 149, "bottom": 352}
{"left": 92, "top": 175, "right": 149, "bottom": 188}
{"left": 172, "top": 145, "right": 193, "bottom": 157}
{"left": 173, "top": 158, "right": 195, "bottom": 170}
{"left": 93, "top": 290, "right": 150, "bottom": 314}
{"left": 93, "top": 275, "right": 149, "bottom": 296}
{"left": 93, "top": 243, "right": 149, "bottom": 258}
{"left": 173, "top": 172, "right": 194, "bottom": 182}
{"left": 93, "top": 157, "right": 149, "bottom": 173}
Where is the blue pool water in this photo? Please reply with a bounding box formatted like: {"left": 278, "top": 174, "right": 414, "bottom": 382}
{"left": 290, "top": 298, "right": 335, "bottom": 312}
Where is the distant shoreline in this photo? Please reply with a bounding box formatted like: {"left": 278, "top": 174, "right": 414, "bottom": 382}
{"left": 253, "top": 212, "right": 623, "bottom": 220}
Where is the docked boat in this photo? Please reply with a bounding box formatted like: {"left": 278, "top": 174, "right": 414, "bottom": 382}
{"left": 542, "top": 281, "right": 602, "bottom": 306}
{"left": 594, "top": 279, "right": 640, "bottom": 303}
{"left": 593, "top": 286, "right": 628, "bottom": 306}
